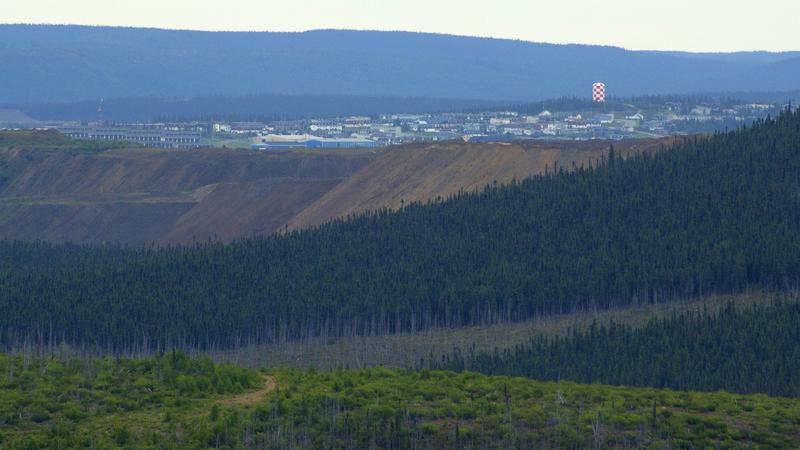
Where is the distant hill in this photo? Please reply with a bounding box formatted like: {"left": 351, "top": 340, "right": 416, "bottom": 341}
{"left": 0, "top": 108, "right": 37, "bottom": 125}
{"left": 1, "top": 25, "right": 799, "bottom": 105}
{"left": 651, "top": 50, "right": 800, "bottom": 64}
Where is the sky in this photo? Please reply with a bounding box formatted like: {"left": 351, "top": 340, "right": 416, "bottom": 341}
{"left": 3, "top": 0, "right": 800, "bottom": 53}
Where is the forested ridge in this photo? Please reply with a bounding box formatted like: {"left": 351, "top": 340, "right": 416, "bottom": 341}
{"left": 432, "top": 297, "right": 800, "bottom": 397}
{"left": 1, "top": 109, "right": 800, "bottom": 351}
{"left": 19, "top": 94, "right": 497, "bottom": 123}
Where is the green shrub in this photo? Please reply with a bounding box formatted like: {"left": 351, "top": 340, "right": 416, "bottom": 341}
{"left": 113, "top": 424, "right": 130, "bottom": 446}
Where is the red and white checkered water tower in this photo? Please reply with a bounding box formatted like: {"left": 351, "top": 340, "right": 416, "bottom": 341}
{"left": 592, "top": 82, "right": 606, "bottom": 102}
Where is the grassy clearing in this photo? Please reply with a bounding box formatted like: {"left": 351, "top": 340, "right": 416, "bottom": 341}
{"left": 0, "top": 351, "right": 260, "bottom": 448}
{"left": 209, "top": 136, "right": 255, "bottom": 149}
{"left": 214, "top": 290, "right": 781, "bottom": 370}
{"left": 0, "top": 353, "right": 800, "bottom": 449}
{"left": 2, "top": 352, "right": 799, "bottom": 449}
{"left": 257, "top": 367, "right": 800, "bottom": 449}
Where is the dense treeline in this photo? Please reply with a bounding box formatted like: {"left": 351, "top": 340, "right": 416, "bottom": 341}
{"left": 18, "top": 94, "right": 498, "bottom": 123}
{"left": 666, "top": 118, "right": 746, "bottom": 134}
{"left": 432, "top": 298, "right": 800, "bottom": 397}
{"left": 1, "top": 109, "right": 800, "bottom": 351}
{"left": 493, "top": 93, "right": 790, "bottom": 116}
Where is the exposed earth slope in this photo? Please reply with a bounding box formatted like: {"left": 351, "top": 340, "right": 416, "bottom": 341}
{"left": 0, "top": 135, "right": 374, "bottom": 244}
{"left": 0, "top": 132, "right": 673, "bottom": 244}
{"left": 288, "top": 138, "right": 673, "bottom": 229}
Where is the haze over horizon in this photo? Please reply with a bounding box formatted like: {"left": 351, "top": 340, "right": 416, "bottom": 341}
{"left": 4, "top": 0, "right": 800, "bottom": 53}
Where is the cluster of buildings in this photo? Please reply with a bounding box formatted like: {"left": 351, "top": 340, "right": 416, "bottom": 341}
{"left": 214, "top": 101, "right": 779, "bottom": 150}
{"left": 56, "top": 124, "right": 203, "bottom": 149}
{"left": 641, "top": 102, "right": 778, "bottom": 135}
{"left": 215, "top": 111, "right": 636, "bottom": 150}
{"left": 5, "top": 99, "right": 779, "bottom": 151}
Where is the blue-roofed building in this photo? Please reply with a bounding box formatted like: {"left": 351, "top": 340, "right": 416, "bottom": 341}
{"left": 304, "top": 139, "right": 378, "bottom": 149}
{"left": 252, "top": 135, "right": 379, "bottom": 150}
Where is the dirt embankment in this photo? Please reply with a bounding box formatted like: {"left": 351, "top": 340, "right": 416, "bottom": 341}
{"left": 0, "top": 137, "right": 676, "bottom": 245}
{"left": 288, "top": 138, "right": 674, "bottom": 230}
{"left": 0, "top": 147, "right": 375, "bottom": 245}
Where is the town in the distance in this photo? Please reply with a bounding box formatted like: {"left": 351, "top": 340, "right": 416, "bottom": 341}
{"left": 1, "top": 89, "right": 785, "bottom": 150}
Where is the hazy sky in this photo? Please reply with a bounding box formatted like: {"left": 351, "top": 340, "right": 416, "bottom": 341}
{"left": 4, "top": 0, "right": 800, "bottom": 52}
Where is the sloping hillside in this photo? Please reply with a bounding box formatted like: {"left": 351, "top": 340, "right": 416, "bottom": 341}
{"left": 1, "top": 110, "right": 799, "bottom": 350}
{"left": 2, "top": 25, "right": 800, "bottom": 104}
{"left": 158, "top": 179, "right": 341, "bottom": 244}
{"left": 0, "top": 132, "right": 673, "bottom": 244}
{"left": 289, "top": 138, "right": 673, "bottom": 229}
{"left": 0, "top": 141, "right": 374, "bottom": 244}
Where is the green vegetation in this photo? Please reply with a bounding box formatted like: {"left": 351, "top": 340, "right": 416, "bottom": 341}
{"left": 433, "top": 297, "right": 800, "bottom": 397}
{"left": 2, "top": 353, "right": 799, "bottom": 449}
{"left": 0, "top": 351, "right": 260, "bottom": 448}
{"left": 499, "top": 94, "right": 782, "bottom": 117}
{"left": 22, "top": 93, "right": 497, "bottom": 123}
{"left": 2, "top": 109, "right": 800, "bottom": 351}
{"left": 256, "top": 368, "right": 800, "bottom": 449}
{"left": 210, "top": 134, "right": 256, "bottom": 150}
{"left": 0, "top": 129, "right": 138, "bottom": 154}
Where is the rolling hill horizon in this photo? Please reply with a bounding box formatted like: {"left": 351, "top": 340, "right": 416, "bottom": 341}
{"left": 10, "top": 23, "right": 800, "bottom": 54}
{"left": 2, "top": 24, "right": 799, "bottom": 105}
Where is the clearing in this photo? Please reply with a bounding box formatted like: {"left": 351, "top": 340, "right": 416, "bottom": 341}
{"left": 214, "top": 290, "right": 787, "bottom": 370}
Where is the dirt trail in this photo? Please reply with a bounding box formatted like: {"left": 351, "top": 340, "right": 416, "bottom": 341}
{"left": 218, "top": 375, "right": 277, "bottom": 407}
